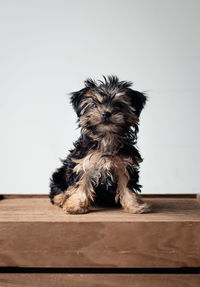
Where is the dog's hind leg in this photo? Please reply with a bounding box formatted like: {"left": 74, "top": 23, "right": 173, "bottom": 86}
{"left": 49, "top": 185, "right": 66, "bottom": 207}
{"left": 49, "top": 166, "right": 69, "bottom": 207}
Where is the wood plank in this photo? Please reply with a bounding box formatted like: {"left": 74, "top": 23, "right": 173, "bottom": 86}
{"left": 0, "top": 274, "right": 200, "bottom": 287}
{"left": 0, "top": 197, "right": 200, "bottom": 222}
{"left": 0, "top": 196, "right": 200, "bottom": 268}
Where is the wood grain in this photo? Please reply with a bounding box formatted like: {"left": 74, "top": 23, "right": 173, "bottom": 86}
{"left": 0, "top": 274, "right": 200, "bottom": 287}
{"left": 0, "top": 196, "right": 200, "bottom": 268}
{"left": 0, "top": 197, "right": 200, "bottom": 222}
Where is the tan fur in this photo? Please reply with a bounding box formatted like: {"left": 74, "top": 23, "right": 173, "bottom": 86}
{"left": 98, "top": 132, "right": 121, "bottom": 153}
{"left": 114, "top": 91, "right": 125, "bottom": 98}
{"left": 85, "top": 90, "right": 103, "bottom": 103}
{"left": 113, "top": 92, "right": 130, "bottom": 105}
{"left": 62, "top": 185, "right": 90, "bottom": 214}
{"left": 53, "top": 193, "right": 66, "bottom": 207}
{"left": 80, "top": 106, "right": 102, "bottom": 128}
{"left": 115, "top": 171, "right": 150, "bottom": 214}
{"left": 95, "top": 93, "right": 103, "bottom": 103}
{"left": 62, "top": 158, "right": 97, "bottom": 214}
{"left": 111, "top": 113, "right": 125, "bottom": 125}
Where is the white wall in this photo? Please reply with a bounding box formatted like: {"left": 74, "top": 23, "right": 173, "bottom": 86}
{"left": 0, "top": 0, "right": 199, "bottom": 194}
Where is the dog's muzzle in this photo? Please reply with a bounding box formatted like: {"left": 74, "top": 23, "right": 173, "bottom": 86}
{"left": 102, "top": 112, "right": 111, "bottom": 122}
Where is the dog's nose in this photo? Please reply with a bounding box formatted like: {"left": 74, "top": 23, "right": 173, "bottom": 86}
{"left": 102, "top": 111, "right": 111, "bottom": 119}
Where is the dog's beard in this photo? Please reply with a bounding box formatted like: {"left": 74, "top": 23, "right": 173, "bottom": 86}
{"left": 81, "top": 116, "right": 124, "bottom": 135}
{"left": 96, "top": 120, "right": 122, "bottom": 134}
{"left": 80, "top": 113, "right": 131, "bottom": 154}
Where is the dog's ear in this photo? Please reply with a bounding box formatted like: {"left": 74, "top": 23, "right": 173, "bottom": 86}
{"left": 70, "top": 87, "right": 89, "bottom": 116}
{"left": 127, "top": 89, "right": 147, "bottom": 117}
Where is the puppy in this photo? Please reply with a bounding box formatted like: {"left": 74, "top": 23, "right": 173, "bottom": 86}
{"left": 49, "top": 76, "right": 150, "bottom": 214}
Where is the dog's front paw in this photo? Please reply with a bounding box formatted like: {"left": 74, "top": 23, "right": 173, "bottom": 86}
{"left": 62, "top": 194, "right": 90, "bottom": 214}
{"left": 53, "top": 193, "right": 66, "bottom": 207}
{"left": 63, "top": 203, "right": 89, "bottom": 214}
{"left": 124, "top": 201, "right": 151, "bottom": 214}
{"left": 120, "top": 189, "right": 151, "bottom": 214}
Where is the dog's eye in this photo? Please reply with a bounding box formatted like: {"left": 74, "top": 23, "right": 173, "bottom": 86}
{"left": 93, "top": 104, "right": 98, "bottom": 108}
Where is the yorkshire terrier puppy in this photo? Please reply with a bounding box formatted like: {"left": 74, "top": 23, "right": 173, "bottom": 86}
{"left": 49, "top": 76, "right": 150, "bottom": 214}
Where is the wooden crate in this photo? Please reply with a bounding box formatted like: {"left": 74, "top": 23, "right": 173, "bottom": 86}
{"left": 0, "top": 195, "right": 200, "bottom": 286}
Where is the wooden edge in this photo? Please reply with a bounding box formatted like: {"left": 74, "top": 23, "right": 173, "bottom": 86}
{"left": 0, "top": 267, "right": 200, "bottom": 273}
{"left": 0, "top": 194, "right": 198, "bottom": 200}
{"left": 0, "top": 273, "right": 200, "bottom": 287}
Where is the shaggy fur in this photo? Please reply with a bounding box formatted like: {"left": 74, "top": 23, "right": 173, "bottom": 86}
{"left": 49, "top": 76, "right": 150, "bottom": 214}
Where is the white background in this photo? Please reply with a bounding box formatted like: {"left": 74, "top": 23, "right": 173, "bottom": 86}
{"left": 0, "top": 0, "right": 199, "bottom": 194}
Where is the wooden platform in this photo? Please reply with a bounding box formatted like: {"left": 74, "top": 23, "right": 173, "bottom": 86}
{"left": 0, "top": 273, "right": 200, "bottom": 287}
{"left": 0, "top": 195, "right": 200, "bottom": 286}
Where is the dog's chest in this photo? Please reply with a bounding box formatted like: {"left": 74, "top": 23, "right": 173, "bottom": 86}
{"left": 73, "top": 151, "right": 115, "bottom": 173}
{"left": 73, "top": 150, "right": 132, "bottom": 184}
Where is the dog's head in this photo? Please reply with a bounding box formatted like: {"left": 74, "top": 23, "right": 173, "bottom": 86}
{"left": 70, "top": 76, "right": 147, "bottom": 136}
